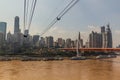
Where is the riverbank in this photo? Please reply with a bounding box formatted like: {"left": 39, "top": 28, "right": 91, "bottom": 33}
{"left": 0, "top": 54, "right": 117, "bottom": 61}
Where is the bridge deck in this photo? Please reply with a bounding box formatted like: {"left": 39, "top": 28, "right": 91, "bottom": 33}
{"left": 60, "top": 48, "right": 120, "bottom": 52}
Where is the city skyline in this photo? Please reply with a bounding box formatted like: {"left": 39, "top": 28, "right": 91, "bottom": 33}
{"left": 0, "top": 16, "right": 118, "bottom": 48}
{"left": 5, "top": 22, "right": 113, "bottom": 49}
{"left": 0, "top": 0, "right": 120, "bottom": 47}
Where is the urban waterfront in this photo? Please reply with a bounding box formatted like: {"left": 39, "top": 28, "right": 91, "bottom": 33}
{"left": 0, "top": 56, "right": 120, "bottom": 80}
{"left": 0, "top": 0, "right": 120, "bottom": 80}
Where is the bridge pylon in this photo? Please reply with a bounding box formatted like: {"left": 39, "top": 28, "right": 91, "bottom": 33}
{"left": 76, "top": 32, "right": 83, "bottom": 56}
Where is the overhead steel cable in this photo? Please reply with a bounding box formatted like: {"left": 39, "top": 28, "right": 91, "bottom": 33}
{"left": 23, "top": 0, "right": 37, "bottom": 37}
{"left": 41, "top": 0, "right": 64, "bottom": 29}
{"left": 40, "top": 18, "right": 58, "bottom": 36}
{"left": 57, "top": 0, "right": 79, "bottom": 19}
{"left": 24, "top": 0, "right": 26, "bottom": 32}
{"left": 25, "top": 0, "right": 29, "bottom": 27}
{"left": 28, "top": 0, "right": 37, "bottom": 30}
{"left": 57, "top": 0, "right": 75, "bottom": 18}
{"left": 40, "top": 0, "right": 80, "bottom": 36}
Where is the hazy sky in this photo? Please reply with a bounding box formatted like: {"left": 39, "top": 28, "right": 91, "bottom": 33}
{"left": 0, "top": 0, "right": 120, "bottom": 47}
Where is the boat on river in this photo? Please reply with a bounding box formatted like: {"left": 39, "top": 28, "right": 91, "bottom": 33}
{"left": 96, "top": 55, "right": 117, "bottom": 59}
{"left": 71, "top": 56, "right": 86, "bottom": 60}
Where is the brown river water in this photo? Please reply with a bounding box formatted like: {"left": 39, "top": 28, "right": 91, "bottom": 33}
{"left": 0, "top": 56, "right": 120, "bottom": 80}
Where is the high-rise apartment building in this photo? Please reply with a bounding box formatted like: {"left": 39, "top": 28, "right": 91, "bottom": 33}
{"left": 39, "top": 37, "right": 45, "bottom": 48}
{"left": 0, "top": 32, "right": 4, "bottom": 45}
{"left": 7, "top": 31, "right": 14, "bottom": 44}
{"left": 89, "top": 24, "right": 112, "bottom": 48}
{"left": 101, "top": 24, "right": 112, "bottom": 48}
{"left": 65, "top": 38, "right": 71, "bottom": 48}
{"left": 89, "top": 31, "right": 102, "bottom": 48}
{"left": 101, "top": 26, "right": 107, "bottom": 48}
{"left": 57, "top": 38, "right": 63, "bottom": 48}
{"left": 33, "top": 35, "right": 40, "bottom": 46}
{"left": 45, "top": 36, "right": 54, "bottom": 48}
{"left": 106, "top": 24, "right": 112, "bottom": 48}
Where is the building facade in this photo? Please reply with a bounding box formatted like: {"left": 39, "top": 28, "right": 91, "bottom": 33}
{"left": 65, "top": 38, "right": 71, "bottom": 48}
{"left": 89, "top": 31, "right": 102, "bottom": 48}
{"left": 101, "top": 24, "right": 112, "bottom": 48}
{"left": 14, "top": 16, "right": 20, "bottom": 34}
{"left": 0, "top": 32, "right": 4, "bottom": 45}
{"left": 89, "top": 24, "right": 112, "bottom": 48}
{"left": 0, "top": 22, "right": 7, "bottom": 40}
{"left": 106, "top": 24, "right": 112, "bottom": 48}
{"left": 33, "top": 35, "right": 40, "bottom": 46}
{"left": 39, "top": 37, "right": 45, "bottom": 48}
{"left": 45, "top": 36, "right": 54, "bottom": 48}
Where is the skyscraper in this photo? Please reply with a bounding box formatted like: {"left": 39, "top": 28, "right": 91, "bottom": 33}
{"left": 101, "top": 26, "right": 105, "bottom": 33}
{"left": 106, "top": 24, "right": 112, "bottom": 48}
{"left": 45, "top": 36, "right": 54, "bottom": 48}
{"left": 101, "top": 26, "right": 107, "bottom": 48}
{"left": 89, "top": 24, "right": 112, "bottom": 48}
{"left": 57, "top": 38, "right": 63, "bottom": 48}
{"left": 39, "top": 37, "right": 45, "bottom": 48}
{"left": 65, "top": 38, "right": 71, "bottom": 48}
{"left": 0, "top": 22, "right": 7, "bottom": 40}
{"left": 33, "top": 35, "right": 40, "bottom": 46}
{"left": 0, "top": 32, "right": 4, "bottom": 45}
{"left": 14, "top": 16, "right": 20, "bottom": 34}
{"left": 101, "top": 24, "right": 113, "bottom": 48}
{"left": 89, "top": 31, "right": 102, "bottom": 48}
{"left": 7, "top": 31, "right": 13, "bottom": 44}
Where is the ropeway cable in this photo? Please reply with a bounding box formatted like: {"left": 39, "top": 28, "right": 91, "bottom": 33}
{"left": 40, "top": 0, "right": 80, "bottom": 36}
{"left": 28, "top": 0, "right": 37, "bottom": 30}
{"left": 23, "top": 0, "right": 37, "bottom": 37}
{"left": 23, "top": 0, "right": 26, "bottom": 33}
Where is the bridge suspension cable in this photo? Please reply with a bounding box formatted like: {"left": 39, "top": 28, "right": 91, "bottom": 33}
{"left": 40, "top": 0, "right": 80, "bottom": 36}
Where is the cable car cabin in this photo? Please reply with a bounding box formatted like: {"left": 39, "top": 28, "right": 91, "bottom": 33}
{"left": 23, "top": 33, "right": 28, "bottom": 38}
{"left": 24, "top": 35, "right": 28, "bottom": 37}
{"left": 57, "top": 17, "right": 61, "bottom": 20}
{"left": 24, "top": 29, "right": 29, "bottom": 38}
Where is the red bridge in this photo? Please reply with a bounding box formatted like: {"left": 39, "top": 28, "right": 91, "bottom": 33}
{"left": 60, "top": 48, "right": 120, "bottom": 52}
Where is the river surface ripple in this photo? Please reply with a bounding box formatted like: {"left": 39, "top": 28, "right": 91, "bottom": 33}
{"left": 0, "top": 56, "right": 120, "bottom": 80}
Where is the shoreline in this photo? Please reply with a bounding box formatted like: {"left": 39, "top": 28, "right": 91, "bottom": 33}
{"left": 0, "top": 54, "right": 117, "bottom": 61}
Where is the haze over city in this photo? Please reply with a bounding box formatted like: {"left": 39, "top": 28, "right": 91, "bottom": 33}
{"left": 0, "top": 0, "right": 120, "bottom": 47}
